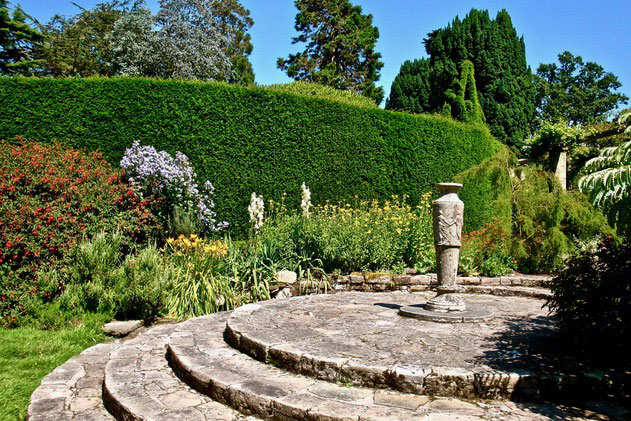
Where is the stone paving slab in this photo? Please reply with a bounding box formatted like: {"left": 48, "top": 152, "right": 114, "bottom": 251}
{"left": 27, "top": 341, "right": 119, "bottom": 421}
{"left": 103, "top": 317, "right": 258, "bottom": 421}
{"left": 225, "top": 291, "right": 622, "bottom": 401}
{"left": 169, "top": 313, "right": 627, "bottom": 421}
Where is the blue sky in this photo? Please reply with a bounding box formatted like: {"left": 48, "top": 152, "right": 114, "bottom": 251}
{"left": 14, "top": 0, "right": 631, "bottom": 107}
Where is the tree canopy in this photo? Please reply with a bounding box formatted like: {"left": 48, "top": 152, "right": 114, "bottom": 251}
{"left": 0, "top": 0, "right": 43, "bottom": 75}
{"left": 35, "top": 0, "right": 138, "bottom": 77}
{"left": 385, "top": 58, "right": 431, "bottom": 113}
{"left": 109, "top": 0, "right": 234, "bottom": 81}
{"left": 278, "top": 0, "right": 384, "bottom": 104}
{"left": 388, "top": 9, "right": 536, "bottom": 147}
{"left": 208, "top": 0, "right": 254, "bottom": 84}
{"left": 33, "top": 0, "right": 253, "bottom": 83}
{"left": 536, "top": 51, "right": 629, "bottom": 127}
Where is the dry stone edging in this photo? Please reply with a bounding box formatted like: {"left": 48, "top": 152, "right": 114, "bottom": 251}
{"left": 167, "top": 315, "right": 582, "bottom": 421}
{"left": 225, "top": 293, "right": 618, "bottom": 403}
{"left": 26, "top": 341, "right": 119, "bottom": 421}
{"left": 328, "top": 273, "right": 550, "bottom": 294}
{"left": 103, "top": 319, "right": 258, "bottom": 421}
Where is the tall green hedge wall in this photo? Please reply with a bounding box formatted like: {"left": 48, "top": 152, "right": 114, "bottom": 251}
{"left": 0, "top": 77, "right": 507, "bottom": 234}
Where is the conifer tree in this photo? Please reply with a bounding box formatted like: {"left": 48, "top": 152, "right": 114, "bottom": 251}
{"left": 385, "top": 58, "right": 431, "bottom": 113}
{"left": 278, "top": 0, "right": 384, "bottom": 104}
{"left": 389, "top": 8, "right": 535, "bottom": 147}
{"left": 0, "top": 0, "right": 43, "bottom": 75}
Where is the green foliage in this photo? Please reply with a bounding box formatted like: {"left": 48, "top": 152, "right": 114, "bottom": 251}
{"left": 167, "top": 206, "right": 204, "bottom": 237}
{"left": 35, "top": 0, "right": 137, "bottom": 77}
{"left": 546, "top": 237, "right": 631, "bottom": 364}
{"left": 259, "top": 195, "right": 434, "bottom": 273}
{"left": 0, "top": 0, "right": 43, "bottom": 75}
{"left": 264, "top": 81, "right": 377, "bottom": 108}
{"left": 442, "top": 60, "right": 485, "bottom": 125}
{"left": 385, "top": 58, "right": 431, "bottom": 113}
{"left": 460, "top": 220, "right": 515, "bottom": 276}
{"left": 526, "top": 120, "right": 584, "bottom": 160}
{"left": 0, "top": 77, "right": 502, "bottom": 236}
{"left": 278, "top": 0, "right": 384, "bottom": 104}
{"left": 512, "top": 169, "right": 613, "bottom": 273}
{"left": 579, "top": 139, "right": 631, "bottom": 236}
{"left": 536, "top": 51, "right": 629, "bottom": 126}
{"left": 209, "top": 0, "right": 255, "bottom": 84}
{"left": 0, "top": 140, "right": 160, "bottom": 326}
{"left": 59, "top": 232, "right": 172, "bottom": 321}
{"left": 455, "top": 148, "right": 513, "bottom": 233}
{"left": 423, "top": 8, "right": 536, "bottom": 147}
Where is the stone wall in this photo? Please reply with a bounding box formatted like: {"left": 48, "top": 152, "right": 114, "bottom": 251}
{"left": 310, "top": 272, "right": 549, "bottom": 293}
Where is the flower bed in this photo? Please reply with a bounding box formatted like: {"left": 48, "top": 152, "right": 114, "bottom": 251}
{"left": 0, "top": 140, "right": 160, "bottom": 326}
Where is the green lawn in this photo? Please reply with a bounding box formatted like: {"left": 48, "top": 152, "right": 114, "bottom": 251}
{"left": 0, "top": 319, "right": 106, "bottom": 421}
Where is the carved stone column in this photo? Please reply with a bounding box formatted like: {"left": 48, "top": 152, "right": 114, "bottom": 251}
{"left": 399, "top": 182, "right": 493, "bottom": 322}
{"left": 432, "top": 183, "right": 464, "bottom": 294}
{"left": 426, "top": 183, "right": 466, "bottom": 312}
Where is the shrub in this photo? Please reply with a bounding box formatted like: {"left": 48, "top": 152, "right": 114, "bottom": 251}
{"left": 59, "top": 232, "right": 172, "bottom": 322}
{"left": 120, "top": 141, "right": 227, "bottom": 233}
{"left": 459, "top": 220, "right": 515, "bottom": 276}
{"left": 579, "top": 139, "right": 631, "bottom": 237}
{"left": 0, "top": 77, "right": 503, "bottom": 235}
{"left": 511, "top": 169, "right": 613, "bottom": 273}
{"left": 0, "top": 140, "right": 160, "bottom": 326}
{"left": 546, "top": 237, "right": 631, "bottom": 363}
{"left": 259, "top": 195, "right": 434, "bottom": 273}
{"left": 456, "top": 147, "right": 513, "bottom": 233}
{"left": 110, "top": 245, "right": 172, "bottom": 321}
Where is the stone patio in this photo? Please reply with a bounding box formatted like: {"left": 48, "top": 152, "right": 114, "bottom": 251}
{"left": 27, "top": 289, "right": 630, "bottom": 421}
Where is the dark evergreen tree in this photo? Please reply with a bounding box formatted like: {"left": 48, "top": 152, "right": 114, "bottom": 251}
{"left": 425, "top": 9, "right": 535, "bottom": 147}
{"left": 389, "top": 9, "right": 535, "bottom": 147}
{"left": 385, "top": 58, "right": 430, "bottom": 113}
{"left": 278, "top": 0, "right": 384, "bottom": 104}
{"left": 536, "top": 51, "right": 628, "bottom": 126}
{"left": 0, "top": 0, "right": 43, "bottom": 75}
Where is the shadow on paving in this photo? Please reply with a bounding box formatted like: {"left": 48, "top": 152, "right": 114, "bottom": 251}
{"left": 472, "top": 315, "right": 630, "bottom": 419}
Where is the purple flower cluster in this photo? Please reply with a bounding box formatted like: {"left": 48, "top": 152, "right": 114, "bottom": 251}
{"left": 121, "top": 141, "right": 227, "bottom": 232}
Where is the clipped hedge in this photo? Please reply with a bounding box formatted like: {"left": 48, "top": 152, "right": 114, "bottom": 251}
{"left": 0, "top": 77, "right": 504, "bottom": 234}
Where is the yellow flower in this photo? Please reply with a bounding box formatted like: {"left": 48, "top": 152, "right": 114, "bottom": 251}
{"left": 190, "top": 234, "right": 198, "bottom": 240}
{"left": 166, "top": 238, "right": 175, "bottom": 244}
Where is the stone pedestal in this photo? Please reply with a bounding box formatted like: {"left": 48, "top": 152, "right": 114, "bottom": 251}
{"left": 400, "top": 182, "right": 493, "bottom": 322}
{"left": 428, "top": 183, "right": 465, "bottom": 310}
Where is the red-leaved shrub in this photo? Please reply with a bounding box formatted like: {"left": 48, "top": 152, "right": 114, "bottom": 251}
{"left": 0, "top": 140, "right": 161, "bottom": 326}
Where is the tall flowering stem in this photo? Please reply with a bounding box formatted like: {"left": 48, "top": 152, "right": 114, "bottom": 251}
{"left": 301, "top": 182, "right": 312, "bottom": 217}
{"left": 120, "top": 141, "right": 227, "bottom": 232}
{"left": 248, "top": 192, "right": 264, "bottom": 231}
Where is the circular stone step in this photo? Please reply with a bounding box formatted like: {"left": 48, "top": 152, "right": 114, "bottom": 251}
{"left": 103, "top": 318, "right": 258, "bottom": 421}
{"left": 169, "top": 313, "right": 628, "bottom": 421}
{"left": 225, "top": 292, "right": 620, "bottom": 401}
{"left": 27, "top": 342, "right": 118, "bottom": 421}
